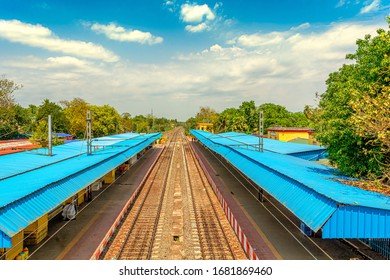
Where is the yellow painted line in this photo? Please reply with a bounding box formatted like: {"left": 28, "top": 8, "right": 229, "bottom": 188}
{"left": 55, "top": 213, "right": 101, "bottom": 260}
{"left": 236, "top": 199, "right": 283, "bottom": 260}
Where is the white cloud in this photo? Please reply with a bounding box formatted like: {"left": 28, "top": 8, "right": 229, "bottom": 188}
{"left": 175, "top": 2, "right": 227, "bottom": 33}
{"left": 290, "top": 23, "right": 380, "bottom": 59}
{"left": 2, "top": 20, "right": 387, "bottom": 120}
{"left": 235, "top": 33, "right": 285, "bottom": 47}
{"left": 46, "top": 56, "right": 89, "bottom": 68}
{"left": 180, "top": 3, "right": 215, "bottom": 23}
{"left": 90, "top": 23, "right": 163, "bottom": 45}
{"left": 0, "top": 19, "right": 119, "bottom": 62}
{"left": 336, "top": 0, "right": 346, "bottom": 8}
{"left": 209, "top": 44, "right": 224, "bottom": 53}
{"left": 172, "top": 20, "right": 386, "bottom": 114}
{"left": 290, "top": 22, "right": 311, "bottom": 31}
{"left": 230, "top": 21, "right": 380, "bottom": 63}
{"left": 164, "top": 0, "right": 176, "bottom": 12}
{"left": 185, "top": 22, "right": 209, "bottom": 33}
{"left": 360, "top": 0, "right": 381, "bottom": 14}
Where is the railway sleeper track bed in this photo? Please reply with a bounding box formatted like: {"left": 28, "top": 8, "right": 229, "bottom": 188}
{"left": 101, "top": 128, "right": 247, "bottom": 260}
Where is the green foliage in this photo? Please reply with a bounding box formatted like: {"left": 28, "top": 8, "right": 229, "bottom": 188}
{"left": 258, "top": 103, "right": 300, "bottom": 133}
{"left": 153, "top": 116, "right": 175, "bottom": 132}
{"left": 213, "top": 101, "right": 309, "bottom": 134}
{"left": 315, "top": 17, "right": 390, "bottom": 181}
{"left": 121, "top": 112, "right": 133, "bottom": 132}
{"left": 131, "top": 114, "right": 149, "bottom": 133}
{"left": 61, "top": 98, "right": 89, "bottom": 138}
{"left": 36, "top": 99, "right": 69, "bottom": 133}
{"left": 184, "top": 117, "right": 198, "bottom": 134}
{"left": 125, "top": 113, "right": 176, "bottom": 134}
{"left": 0, "top": 78, "right": 176, "bottom": 144}
{"left": 0, "top": 77, "right": 22, "bottom": 139}
{"left": 89, "top": 104, "right": 122, "bottom": 137}
{"left": 184, "top": 106, "right": 219, "bottom": 134}
{"left": 289, "top": 112, "right": 309, "bottom": 128}
{"left": 30, "top": 120, "right": 64, "bottom": 147}
{"left": 14, "top": 105, "right": 34, "bottom": 135}
{"left": 195, "top": 106, "right": 219, "bottom": 124}
{"left": 239, "top": 101, "right": 258, "bottom": 133}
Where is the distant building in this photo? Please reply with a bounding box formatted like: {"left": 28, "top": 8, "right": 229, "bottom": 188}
{"left": 196, "top": 122, "right": 214, "bottom": 133}
{"left": 0, "top": 139, "right": 40, "bottom": 156}
{"left": 267, "top": 127, "right": 319, "bottom": 145}
{"left": 54, "top": 133, "right": 74, "bottom": 141}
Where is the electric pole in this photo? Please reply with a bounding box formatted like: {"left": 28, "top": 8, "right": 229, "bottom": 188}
{"left": 48, "top": 114, "right": 52, "bottom": 156}
{"left": 259, "top": 110, "right": 264, "bottom": 152}
{"left": 86, "top": 110, "right": 92, "bottom": 155}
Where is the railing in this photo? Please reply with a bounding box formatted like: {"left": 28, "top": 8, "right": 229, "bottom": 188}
{"left": 360, "top": 238, "right": 390, "bottom": 259}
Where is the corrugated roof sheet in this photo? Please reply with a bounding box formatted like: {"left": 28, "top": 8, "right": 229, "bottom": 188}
{"left": 0, "top": 132, "right": 161, "bottom": 245}
{"left": 191, "top": 129, "right": 390, "bottom": 238}
{"left": 0, "top": 132, "right": 147, "bottom": 180}
{"left": 208, "top": 131, "right": 326, "bottom": 160}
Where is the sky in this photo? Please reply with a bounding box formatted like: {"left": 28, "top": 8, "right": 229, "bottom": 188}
{"left": 0, "top": 0, "right": 389, "bottom": 121}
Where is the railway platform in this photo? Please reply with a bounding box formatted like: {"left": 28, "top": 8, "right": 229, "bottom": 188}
{"left": 191, "top": 140, "right": 387, "bottom": 260}
{"left": 26, "top": 130, "right": 385, "bottom": 260}
{"left": 28, "top": 147, "right": 163, "bottom": 260}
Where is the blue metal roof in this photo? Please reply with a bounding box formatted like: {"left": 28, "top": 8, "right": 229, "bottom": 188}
{"left": 191, "top": 129, "right": 390, "bottom": 239}
{"left": 209, "top": 131, "right": 326, "bottom": 160}
{"left": 0, "top": 132, "right": 150, "bottom": 180}
{"left": 0, "top": 132, "right": 161, "bottom": 247}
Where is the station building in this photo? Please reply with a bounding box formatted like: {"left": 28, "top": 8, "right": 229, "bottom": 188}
{"left": 196, "top": 122, "right": 214, "bottom": 133}
{"left": 267, "top": 127, "right": 319, "bottom": 145}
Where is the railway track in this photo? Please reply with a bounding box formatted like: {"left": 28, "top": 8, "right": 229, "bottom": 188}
{"left": 102, "top": 127, "right": 246, "bottom": 260}
{"left": 103, "top": 131, "right": 177, "bottom": 260}
{"left": 183, "top": 135, "right": 247, "bottom": 260}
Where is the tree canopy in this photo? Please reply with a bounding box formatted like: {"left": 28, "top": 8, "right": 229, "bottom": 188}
{"left": 0, "top": 77, "right": 23, "bottom": 139}
{"left": 188, "top": 101, "right": 309, "bottom": 135}
{"left": 0, "top": 77, "right": 178, "bottom": 142}
{"left": 314, "top": 17, "right": 390, "bottom": 182}
{"left": 61, "top": 98, "right": 89, "bottom": 138}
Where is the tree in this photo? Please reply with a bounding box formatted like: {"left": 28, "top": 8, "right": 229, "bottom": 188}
{"left": 154, "top": 116, "right": 173, "bottom": 132}
{"left": 184, "top": 106, "right": 219, "bottom": 134}
{"left": 239, "top": 101, "right": 258, "bottom": 133}
{"left": 215, "top": 108, "right": 237, "bottom": 133}
{"left": 121, "top": 112, "right": 133, "bottom": 132}
{"left": 195, "top": 106, "right": 219, "bottom": 124}
{"left": 36, "top": 99, "right": 69, "bottom": 133}
{"left": 14, "top": 105, "right": 33, "bottom": 136}
{"left": 350, "top": 86, "right": 390, "bottom": 181}
{"left": 213, "top": 101, "right": 309, "bottom": 134}
{"left": 258, "top": 103, "right": 291, "bottom": 132}
{"left": 89, "top": 104, "right": 122, "bottom": 137}
{"left": 0, "top": 77, "right": 22, "bottom": 139}
{"left": 29, "top": 99, "right": 68, "bottom": 147}
{"left": 30, "top": 119, "right": 64, "bottom": 147}
{"left": 289, "top": 112, "right": 309, "bottom": 128}
{"left": 61, "top": 98, "right": 89, "bottom": 138}
{"left": 347, "top": 24, "right": 390, "bottom": 181}
{"left": 185, "top": 117, "right": 198, "bottom": 134}
{"left": 315, "top": 17, "right": 390, "bottom": 181}
{"left": 132, "top": 114, "right": 149, "bottom": 133}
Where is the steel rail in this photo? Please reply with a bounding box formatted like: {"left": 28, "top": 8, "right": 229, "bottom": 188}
{"left": 114, "top": 130, "right": 178, "bottom": 259}
{"left": 183, "top": 135, "right": 236, "bottom": 259}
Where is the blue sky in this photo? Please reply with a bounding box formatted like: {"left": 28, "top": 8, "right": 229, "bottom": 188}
{"left": 0, "top": 0, "right": 389, "bottom": 120}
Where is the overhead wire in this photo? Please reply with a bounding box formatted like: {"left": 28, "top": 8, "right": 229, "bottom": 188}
{"left": 199, "top": 143, "right": 334, "bottom": 260}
